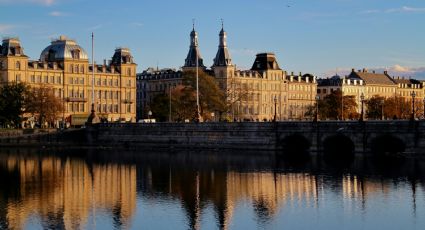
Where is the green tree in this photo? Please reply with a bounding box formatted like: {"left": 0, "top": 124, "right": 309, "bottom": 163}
{"left": 0, "top": 83, "right": 30, "bottom": 127}
{"left": 150, "top": 93, "right": 170, "bottom": 122}
{"left": 181, "top": 71, "right": 226, "bottom": 121}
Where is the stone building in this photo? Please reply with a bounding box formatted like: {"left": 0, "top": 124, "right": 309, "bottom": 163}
{"left": 136, "top": 25, "right": 317, "bottom": 121}
{"left": 287, "top": 72, "right": 317, "bottom": 120}
{"left": 0, "top": 36, "right": 137, "bottom": 125}
{"left": 136, "top": 68, "right": 182, "bottom": 120}
{"left": 317, "top": 69, "right": 425, "bottom": 115}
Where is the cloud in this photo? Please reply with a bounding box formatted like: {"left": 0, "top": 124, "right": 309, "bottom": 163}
{"left": 49, "top": 11, "right": 68, "bottom": 17}
{"left": 360, "top": 6, "right": 425, "bottom": 14}
{"left": 386, "top": 6, "right": 425, "bottom": 13}
{"left": 0, "top": 24, "right": 15, "bottom": 33}
{"left": 131, "top": 22, "right": 144, "bottom": 27}
{"left": 0, "top": 0, "right": 57, "bottom": 6}
{"left": 86, "top": 24, "right": 103, "bottom": 31}
{"left": 230, "top": 48, "right": 258, "bottom": 57}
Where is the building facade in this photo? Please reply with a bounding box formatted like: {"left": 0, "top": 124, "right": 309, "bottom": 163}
{"left": 0, "top": 36, "right": 137, "bottom": 125}
{"left": 137, "top": 26, "right": 317, "bottom": 121}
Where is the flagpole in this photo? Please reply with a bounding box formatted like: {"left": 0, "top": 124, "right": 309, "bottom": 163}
{"left": 87, "top": 32, "right": 98, "bottom": 124}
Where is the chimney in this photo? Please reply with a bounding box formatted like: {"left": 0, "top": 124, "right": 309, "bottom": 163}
{"left": 290, "top": 75, "right": 293, "bottom": 82}
{"left": 351, "top": 68, "right": 355, "bottom": 72}
{"left": 384, "top": 70, "right": 388, "bottom": 75}
{"left": 103, "top": 59, "right": 107, "bottom": 66}
{"left": 373, "top": 70, "right": 375, "bottom": 74}
{"left": 298, "top": 75, "right": 301, "bottom": 82}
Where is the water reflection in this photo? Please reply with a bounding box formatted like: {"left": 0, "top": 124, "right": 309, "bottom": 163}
{"left": 0, "top": 149, "right": 424, "bottom": 230}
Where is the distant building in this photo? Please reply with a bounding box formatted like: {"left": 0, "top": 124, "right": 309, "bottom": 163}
{"left": 136, "top": 68, "right": 182, "bottom": 120}
{"left": 0, "top": 36, "right": 137, "bottom": 125}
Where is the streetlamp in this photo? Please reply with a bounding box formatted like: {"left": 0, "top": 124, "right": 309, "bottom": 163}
{"left": 314, "top": 95, "right": 320, "bottom": 122}
{"left": 148, "top": 110, "right": 152, "bottom": 121}
{"left": 359, "top": 93, "right": 365, "bottom": 122}
{"left": 423, "top": 97, "right": 425, "bottom": 120}
{"left": 411, "top": 91, "right": 416, "bottom": 121}
{"left": 381, "top": 99, "right": 385, "bottom": 120}
{"left": 273, "top": 96, "right": 277, "bottom": 122}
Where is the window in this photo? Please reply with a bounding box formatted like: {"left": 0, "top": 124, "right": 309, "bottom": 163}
{"left": 80, "top": 104, "right": 85, "bottom": 112}
{"left": 44, "top": 76, "right": 48, "bottom": 83}
{"left": 71, "top": 50, "right": 80, "bottom": 59}
{"left": 127, "top": 68, "right": 131, "bottom": 76}
{"left": 31, "top": 75, "right": 35, "bottom": 83}
{"left": 16, "top": 61, "right": 21, "bottom": 70}
{"left": 50, "top": 76, "right": 54, "bottom": 84}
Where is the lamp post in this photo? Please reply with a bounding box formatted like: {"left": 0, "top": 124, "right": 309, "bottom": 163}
{"left": 360, "top": 93, "right": 365, "bottom": 122}
{"left": 314, "top": 95, "right": 320, "bottom": 122}
{"left": 423, "top": 97, "right": 425, "bottom": 120}
{"left": 273, "top": 96, "right": 277, "bottom": 122}
{"left": 148, "top": 110, "right": 152, "bottom": 121}
{"left": 381, "top": 99, "right": 385, "bottom": 120}
{"left": 411, "top": 91, "right": 416, "bottom": 121}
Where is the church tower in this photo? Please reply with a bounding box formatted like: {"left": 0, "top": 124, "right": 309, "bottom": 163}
{"left": 212, "top": 22, "right": 235, "bottom": 92}
{"left": 182, "top": 24, "right": 206, "bottom": 72}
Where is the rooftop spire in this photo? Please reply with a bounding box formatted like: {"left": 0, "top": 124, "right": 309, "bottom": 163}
{"left": 184, "top": 21, "right": 205, "bottom": 68}
{"left": 213, "top": 20, "right": 232, "bottom": 67}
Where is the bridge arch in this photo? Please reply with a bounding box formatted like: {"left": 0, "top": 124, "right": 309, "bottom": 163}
{"left": 370, "top": 134, "right": 406, "bottom": 157}
{"left": 280, "top": 134, "right": 311, "bottom": 159}
{"left": 322, "top": 134, "right": 355, "bottom": 162}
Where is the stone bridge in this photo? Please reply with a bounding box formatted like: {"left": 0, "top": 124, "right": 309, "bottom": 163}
{"left": 86, "top": 121, "right": 425, "bottom": 157}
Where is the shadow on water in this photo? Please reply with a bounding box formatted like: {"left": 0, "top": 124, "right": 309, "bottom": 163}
{"left": 323, "top": 134, "right": 355, "bottom": 168}
{"left": 278, "top": 134, "right": 311, "bottom": 166}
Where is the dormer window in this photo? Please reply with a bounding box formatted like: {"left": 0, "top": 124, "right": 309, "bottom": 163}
{"left": 48, "top": 49, "right": 56, "bottom": 61}
{"left": 71, "top": 49, "right": 80, "bottom": 59}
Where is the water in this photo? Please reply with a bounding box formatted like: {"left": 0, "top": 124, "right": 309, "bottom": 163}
{"left": 0, "top": 149, "right": 424, "bottom": 230}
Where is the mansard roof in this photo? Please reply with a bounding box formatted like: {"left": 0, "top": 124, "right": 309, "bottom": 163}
{"left": 251, "top": 53, "right": 281, "bottom": 71}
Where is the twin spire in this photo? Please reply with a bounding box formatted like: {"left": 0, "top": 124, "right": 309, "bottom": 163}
{"left": 183, "top": 20, "right": 232, "bottom": 69}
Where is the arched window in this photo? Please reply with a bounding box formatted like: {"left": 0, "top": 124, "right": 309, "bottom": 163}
{"left": 16, "top": 61, "right": 21, "bottom": 70}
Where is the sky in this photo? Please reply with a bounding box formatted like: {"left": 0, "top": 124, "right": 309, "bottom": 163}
{"left": 0, "top": 0, "right": 424, "bottom": 78}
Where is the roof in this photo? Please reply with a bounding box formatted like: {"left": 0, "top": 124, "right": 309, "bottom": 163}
{"left": 40, "top": 35, "right": 88, "bottom": 61}
{"left": 392, "top": 77, "right": 420, "bottom": 85}
{"left": 348, "top": 69, "right": 395, "bottom": 86}
{"left": 251, "top": 53, "right": 281, "bottom": 71}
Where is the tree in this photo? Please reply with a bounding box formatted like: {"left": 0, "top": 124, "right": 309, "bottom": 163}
{"left": 366, "top": 95, "right": 385, "bottom": 120}
{"left": 319, "top": 90, "right": 358, "bottom": 120}
{"left": 0, "top": 83, "right": 30, "bottom": 127}
{"left": 150, "top": 93, "right": 170, "bottom": 122}
{"left": 26, "top": 85, "right": 64, "bottom": 127}
{"left": 180, "top": 71, "right": 226, "bottom": 121}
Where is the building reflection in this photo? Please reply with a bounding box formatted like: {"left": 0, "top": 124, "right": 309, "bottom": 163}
{"left": 0, "top": 154, "right": 136, "bottom": 230}
{"left": 0, "top": 151, "right": 423, "bottom": 230}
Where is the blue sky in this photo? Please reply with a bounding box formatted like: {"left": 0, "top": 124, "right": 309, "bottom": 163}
{"left": 1, "top": 0, "right": 424, "bottom": 78}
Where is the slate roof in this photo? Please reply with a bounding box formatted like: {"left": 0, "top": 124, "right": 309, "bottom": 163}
{"left": 348, "top": 69, "right": 395, "bottom": 85}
